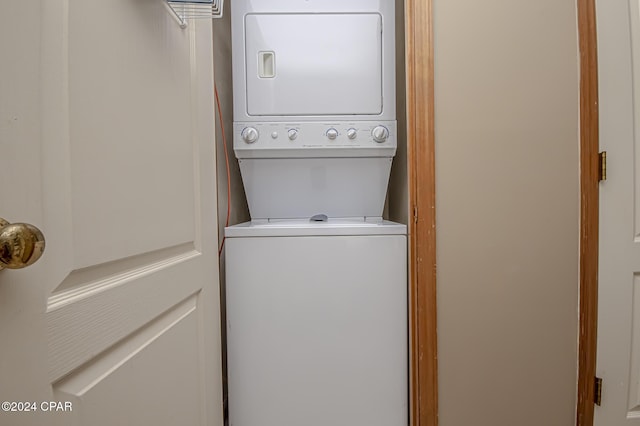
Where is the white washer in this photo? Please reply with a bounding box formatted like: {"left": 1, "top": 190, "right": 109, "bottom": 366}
{"left": 225, "top": 219, "right": 408, "bottom": 426}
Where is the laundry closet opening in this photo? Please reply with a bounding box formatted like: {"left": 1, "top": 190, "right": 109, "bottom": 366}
{"left": 212, "top": 0, "right": 409, "bottom": 423}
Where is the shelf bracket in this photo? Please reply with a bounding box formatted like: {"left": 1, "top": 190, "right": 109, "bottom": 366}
{"left": 164, "top": 0, "right": 224, "bottom": 28}
{"left": 165, "top": 0, "right": 188, "bottom": 29}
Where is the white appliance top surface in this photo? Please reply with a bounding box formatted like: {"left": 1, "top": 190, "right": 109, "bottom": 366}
{"left": 225, "top": 219, "right": 407, "bottom": 237}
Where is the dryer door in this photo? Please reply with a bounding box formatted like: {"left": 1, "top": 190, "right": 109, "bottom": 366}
{"left": 244, "top": 13, "right": 383, "bottom": 116}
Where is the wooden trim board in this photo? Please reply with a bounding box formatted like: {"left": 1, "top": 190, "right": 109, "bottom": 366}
{"left": 404, "top": 1, "right": 597, "bottom": 425}
{"left": 576, "top": 0, "right": 600, "bottom": 424}
{"left": 405, "top": 0, "right": 438, "bottom": 425}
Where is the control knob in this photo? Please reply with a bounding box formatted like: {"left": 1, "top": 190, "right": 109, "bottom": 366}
{"left": 372, "top": 126, "right": 389, "bottom": 143}
{"left": 347, "top": 128, "right": 358, "bottom": 140}
{"left": 288, "top": 129, "right": 298, "bottom": 140}
{"left": 241, "top": 127, "right": 259, "bottom": 144}
{"left": 326, "top": 128, "right": 339, "bottom": 140}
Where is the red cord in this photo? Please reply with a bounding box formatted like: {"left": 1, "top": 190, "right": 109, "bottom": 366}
{"left": 215, "top": 84, "right": 232, "bottom": 257}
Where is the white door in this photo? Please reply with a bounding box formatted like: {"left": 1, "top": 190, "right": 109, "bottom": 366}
{"left": 595, "top": 0, "right": 640, "bottom": 424}
{"left": 0, "top": 2, "right": 223, "bottom": 426}
{"left": 244, "top": 13, "right": 383, "bottom": 116}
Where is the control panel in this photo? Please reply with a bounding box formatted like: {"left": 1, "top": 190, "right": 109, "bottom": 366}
{"left": 234, "top": 121, "right": 397, "bottom": 158}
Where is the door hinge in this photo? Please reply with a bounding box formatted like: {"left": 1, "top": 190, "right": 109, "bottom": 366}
{"left": 594, "top": 376, "right": 603, "bottom": 406}
{"left": 599, "top": 151, "right": 607, "bottom": 181}
{"left": 413, "top": 205, "right": 418, "bottom": 224}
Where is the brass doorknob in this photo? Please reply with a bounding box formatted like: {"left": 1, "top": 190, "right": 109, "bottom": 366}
{"left": 0, "top": 217, "right": 45, "bottom": 270}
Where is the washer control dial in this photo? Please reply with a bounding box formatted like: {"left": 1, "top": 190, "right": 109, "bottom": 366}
{"left": 347, "top": 128, "right": 358, "bottom": 140}
{"left": 326, "top": 128, "right": 339, "bottom": 140}
{"left": 288, "top": 129, "right": 298, "bottom": 140}
{"left": 372, "top": 126, "right": 389, "bottom": 143}
{"left": 241, "top": 127, "right": 259, "bottom": 144}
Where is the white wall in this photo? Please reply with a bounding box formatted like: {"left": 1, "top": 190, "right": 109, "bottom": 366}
{"left": 213, "top": 8, "right": 251, "bottom": 419}
{"left": 213, "top": 8, "right": 250, "bottom": 233}
{"left": 388, "top": 0, "right": 409, "bottom": 224}
{"left": 434, "top": 1, "right": 580, "bottom": 425}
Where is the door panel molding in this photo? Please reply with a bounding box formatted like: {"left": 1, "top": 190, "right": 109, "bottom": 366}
{"left": 576, "top": 0, "right": 600, "bottom": 424}
{"left": 46, "top": 262, "right": 203, "bottom": 382}
{"left": 52, "top": 293, "right": 198, "bottom": 388}
{"left": 405, "top": 0, "right": 437, "bottom": 425}
{"left": 53, "top": 295, "right": 203, "bottom": 426}
{"left": 49, "top": 243, "right": 198, "bottom": 298}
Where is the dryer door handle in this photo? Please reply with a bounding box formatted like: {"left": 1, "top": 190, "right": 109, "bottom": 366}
{"left": 258, "top": 51, "right": 276, "bottom": 78}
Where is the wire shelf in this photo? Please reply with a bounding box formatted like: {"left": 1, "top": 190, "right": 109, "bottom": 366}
{"left": 166, "top": 0, "right": 224, "bottom": 27}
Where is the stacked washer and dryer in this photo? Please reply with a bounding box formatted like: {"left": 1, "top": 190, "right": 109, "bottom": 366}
{"left": 225, "top": 1, "right": 407, "bottom": 425}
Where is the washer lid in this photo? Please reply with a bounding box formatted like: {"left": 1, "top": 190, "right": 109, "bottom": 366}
{"left": 244, "top": 13, "right": 383, "bottom": 116}
{"left": 225, "top": 219, "right": 407, "bottom": 237}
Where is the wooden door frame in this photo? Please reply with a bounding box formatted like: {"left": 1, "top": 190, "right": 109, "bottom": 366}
{"left": 405, "top": 1, "right": 601, "bottom": 425}
{"left": 576, "top": 0, "right": 600, "bottom": 424}
{"left": 405, "top": 0, "right": 438, "bottom": 425}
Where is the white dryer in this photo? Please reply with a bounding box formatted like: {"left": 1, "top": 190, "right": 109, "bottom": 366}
{"left": 231, "top": 0, "right": 397, "bottom": 220}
